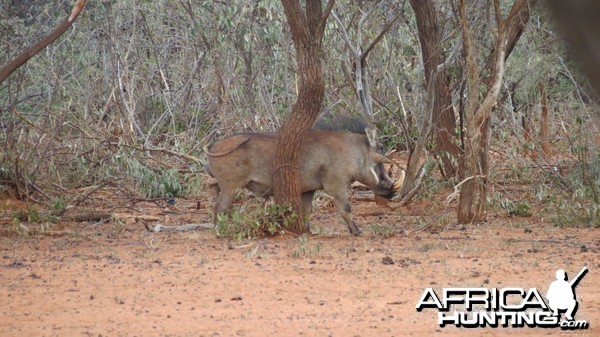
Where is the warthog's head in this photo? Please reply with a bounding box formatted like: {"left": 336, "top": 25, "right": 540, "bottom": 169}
{"left": 359, "top": 128, "right": 404, "bottom": 200}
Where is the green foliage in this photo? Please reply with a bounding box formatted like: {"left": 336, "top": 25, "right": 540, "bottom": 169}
{"left": 377, "top": 117, "right": 411, "bottom": 151}
{"left": 539, "top": 113, "right": 600, "bottom": 227}
{"left": 367, "top": 223, "right": 394, "bottom": 237}
{"left": 51, "top": 198, "right": 67, "bottom": 211}
{"left": 215, "top": 202, "right": 294, "bottom": 240}
{"left": 11, "top": 204, "right": 56, "bottom": 225}
{"left": 12, "top": 205, "right": 42, "bottom": 223}
{"left": 567, "top": 145, "right": 600, "bottom": 203}
{"left": 414, "top": 158, "right": 453, "bottom": 201}
{"left": 111, "top": 155, "right": 203, "bottom": 199}
{"left": 118, "top": 157, "right": 184, "bottom": 198}
{"left": 543, "top": 191, "right": 600, "bottom": 228}
{"left": 501, "top": 200, "right": 533, "bottom": 217}
{"left": 291, "top": 234, "right": 321, "bottom": 258}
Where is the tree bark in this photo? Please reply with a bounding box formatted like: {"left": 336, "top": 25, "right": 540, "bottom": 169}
{"left": 410, "top": 0, "right": 460, "bottom": 179}
{"left": 539, "top": 83, "right": 552, "bottom": 157}
{"left": 275, "top": 0, "right": 334, "bottom": 234}
{"left": 0, "top": 0, "right": 87, "bottom": 84}
{"left": 456, "top": 0, "right": 531, "bottom": 224}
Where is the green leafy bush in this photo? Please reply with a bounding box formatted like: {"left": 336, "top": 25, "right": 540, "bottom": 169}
{"left": 215, "top": 202, "right": 295, "bottom": 240}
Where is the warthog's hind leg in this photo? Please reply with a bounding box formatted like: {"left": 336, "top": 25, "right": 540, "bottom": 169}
{"left": 301, "top": 191, "right": 316, "bottom": 229}
{"left": 213, "top": 188, "right": 234, "bottom": 225}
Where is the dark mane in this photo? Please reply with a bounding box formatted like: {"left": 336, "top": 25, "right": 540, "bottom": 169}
{"left": 313, "top": 116, "right": 368, "bottom": 134}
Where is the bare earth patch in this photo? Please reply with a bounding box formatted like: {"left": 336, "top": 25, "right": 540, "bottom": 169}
{"left": 1, "top": 192, "right": 599, "bottom": 336}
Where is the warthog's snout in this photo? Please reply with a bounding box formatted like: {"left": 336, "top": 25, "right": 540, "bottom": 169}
{"left": 373, "top": 164, "right": 405, "bottom": 200}
{"left": 371, "top": 165, "right": 404, "bottom": 207}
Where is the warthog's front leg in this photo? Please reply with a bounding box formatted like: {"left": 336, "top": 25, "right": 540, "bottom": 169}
{"left": 323, "top": 185, "right": 361, "bottom": 235}
{"left": 338, "top": 203, "right": 361, "bottom": 235}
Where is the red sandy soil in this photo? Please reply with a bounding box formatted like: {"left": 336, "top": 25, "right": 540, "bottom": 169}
{"left": 0, "top": 189, "right": 599, "bottom": 337}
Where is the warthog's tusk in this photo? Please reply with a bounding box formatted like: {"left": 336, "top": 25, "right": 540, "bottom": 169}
{"left": 392, "top": 170, "right": 405, "bottom": 191}
{"left": 370, "top": 167, "right": 379, "bottom": 184}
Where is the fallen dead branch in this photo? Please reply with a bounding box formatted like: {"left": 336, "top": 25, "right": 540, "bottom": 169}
{"left": 144, "top": 221, "right": 213, "bottom": 233}
{"left": 62, "top": 212, "right": 112, "bottom": 222}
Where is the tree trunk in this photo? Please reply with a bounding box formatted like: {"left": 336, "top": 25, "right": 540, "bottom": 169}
{"left": 522, "top": 112, "right": 536, "bottom": 159}
{"left": 410, "top": 0, "right": 460, "bottom": 179}
{"left": 0, "top": 0, "right": 87, "bottom": 84}
{"left": 456, "top": 0, "right": 532, "bottom": 224}
{"left": 539, "top": 83, "right": 552, "bottom": 157}
{"left": 275, "top": 0, "right": 334, "bottom": 234}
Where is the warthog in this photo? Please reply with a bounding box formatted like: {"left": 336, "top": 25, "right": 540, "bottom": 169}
{"left": 204, "top": 128, "right": 403, "bottom": 235}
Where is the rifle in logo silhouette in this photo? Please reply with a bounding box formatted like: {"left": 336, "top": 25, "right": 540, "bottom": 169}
{"left": 547, "top": 266, "right": 588, "bottom": 321}
{"left": 569, "top": 267, "right": 588, "bottom": 288}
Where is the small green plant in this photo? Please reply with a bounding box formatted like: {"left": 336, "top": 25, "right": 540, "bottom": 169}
{"left": 417, "top": 243, "right": 437, "bottom": 252}
{"left": 309, "top": 224, "right": 325, "bottom": 235}
{"left": 11, "top": 217, "right": 29, "bottom": 236}
{"left": 215, "top": 202, "right": 294, "bottom": 240}
{"left": 501, "top": 200, "right": 533, "bottom": 217}
{"left": 116, "top": 156, "right": 187, "bottom": 198}
{"left": 12, "top": 205, "right": 46, "bottom": 223}
{"left": 110, "top": 217, "right": 127, "bottom": 235}
{"left": 367, "top": 223, "right": 393, "bottom": 237}
{"left": 51, "top": 198, "right": 67, "bottom": 211}
{"left": 292, "top": 234, "right": 321, "bottom": 258}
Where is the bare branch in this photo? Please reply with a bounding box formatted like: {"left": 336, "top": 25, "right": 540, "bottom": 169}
{"left": 318, "top": 0, "right": 336, "bottom": 38}
{"left": 330, "top": 10, "right": 359, "bottom": 57}
{"left": 361, "top": 13, "right": 402, "bottom": 64}
{"left": 0, "top": 0, "right": 88, "bottom": 83}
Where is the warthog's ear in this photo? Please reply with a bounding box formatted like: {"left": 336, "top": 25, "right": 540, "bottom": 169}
{"left": 365, "top": 127, "right": 377, "bottom": 148}
{"left": 371, "top": 152, "right": 391, "bottom": 164}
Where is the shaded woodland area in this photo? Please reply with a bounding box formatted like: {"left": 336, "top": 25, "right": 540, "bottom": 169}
{"left": 1, "top": 0, "right": 600, "bottom": 234}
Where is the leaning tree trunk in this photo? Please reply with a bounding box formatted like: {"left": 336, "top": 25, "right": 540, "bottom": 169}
{"left": 410, "top": 0, "right": 460, "bottom": 179}
{"left": 456, "top": 0, "right": 531, "bottom": 223}
{"left": 274, "top": 0, "right": 334, "bottom": 234}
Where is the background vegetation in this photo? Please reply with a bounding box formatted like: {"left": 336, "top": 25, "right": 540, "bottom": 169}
{"left": 1, "top": 0, "right": 598, "bottom": 228}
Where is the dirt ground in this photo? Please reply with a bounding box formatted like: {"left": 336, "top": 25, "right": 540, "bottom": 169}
{"left": 0, "top": 188, "right": 599, "bottom": 337}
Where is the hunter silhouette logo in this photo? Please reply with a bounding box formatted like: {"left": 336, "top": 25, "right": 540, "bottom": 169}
{"left": 547, "top": 267, "right": 588, "bottom": 321}
{"left": 416, "top": 266, "right": 589, "bottom": 329}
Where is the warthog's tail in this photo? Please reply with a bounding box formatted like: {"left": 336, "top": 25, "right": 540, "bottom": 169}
{"left": 203, "top": 137, "right": 251, "bottom": 157}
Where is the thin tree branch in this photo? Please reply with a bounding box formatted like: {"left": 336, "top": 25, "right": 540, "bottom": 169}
{"left": 0, "top": 0, "right": 88, "bottom": 83}
{"left": 318, "top": 0, "right": 336, "bottom": 38}
{"left": 361, "top": 13, "right": 402, "bottom": 64}
{"left": 331, "top": 10, "right": 359, "bottom": 57}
